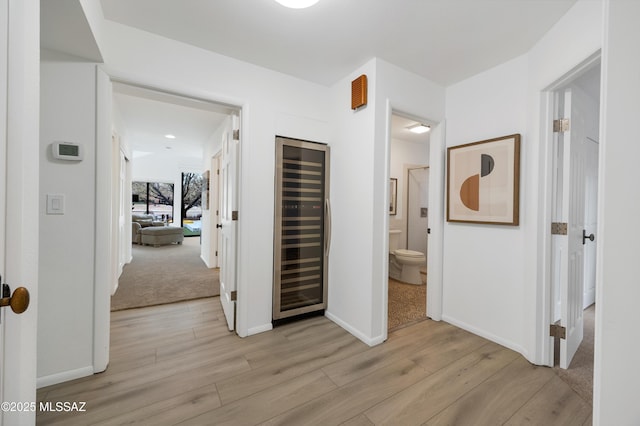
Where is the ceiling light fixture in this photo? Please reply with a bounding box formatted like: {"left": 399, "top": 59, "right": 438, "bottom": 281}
{"left": 407, "top": 124, "right": 431, "bottom": 134}
{"left": 164, "top": 134, "right": 176, "bottom": 139}
{"left": 274, "top": 0, "right": 320, "bottom": 9}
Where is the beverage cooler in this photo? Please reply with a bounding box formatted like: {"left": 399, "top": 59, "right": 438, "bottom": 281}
{"left": 273, "top": 136, "right": 330, "bottom": 321}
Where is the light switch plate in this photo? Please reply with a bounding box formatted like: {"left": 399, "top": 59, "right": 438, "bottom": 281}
{"left": 46, "top": 194, "right": 65, "bottom": 215}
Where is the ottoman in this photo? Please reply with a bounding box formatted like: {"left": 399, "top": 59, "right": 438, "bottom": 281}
{"left": 140, "top": 226, "right": 184, "bottom": 246}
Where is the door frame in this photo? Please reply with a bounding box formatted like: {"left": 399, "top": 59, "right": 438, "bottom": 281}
{"left": 538, "top": 51, "right": 601, "bottom": 366}
{"left": 95, "top": 72, "right": 246, "bottom": 364}
{"left": 1, "top": 0, "right": 39, "bottom": 423}
{"left": 381, "top": 102, "right": 445, "bottom": 341}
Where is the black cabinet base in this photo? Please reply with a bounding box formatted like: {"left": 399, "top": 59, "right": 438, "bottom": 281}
{"left": 272, "top": 310, "right": 325, "bottom": 328}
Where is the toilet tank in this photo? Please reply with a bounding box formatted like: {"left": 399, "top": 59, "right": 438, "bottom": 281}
{"left": 389, "top": 229, "right": 402, "bottom": 252}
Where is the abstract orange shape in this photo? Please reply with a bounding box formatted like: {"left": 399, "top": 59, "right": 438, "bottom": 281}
{"left": 460, "top": 174, "right": 480, "bottom": 211}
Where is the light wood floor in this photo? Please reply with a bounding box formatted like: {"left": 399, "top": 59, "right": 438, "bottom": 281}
{"left": 36, "top": 298, "right": 592, "bottom": 425}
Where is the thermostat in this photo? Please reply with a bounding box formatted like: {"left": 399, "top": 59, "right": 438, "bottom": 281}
{"left": 52, "top": 141, "right": 83, "bottom": 161}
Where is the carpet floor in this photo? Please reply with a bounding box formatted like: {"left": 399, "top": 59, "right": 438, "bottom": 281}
{"left": 554, "top": 303, "right": 595, "bottom": 405}
{"left": 111, "top": 237, "right": 219, "bottom": 311}
{"left": 388, "top": 275, "right": 427, "bottom": 331}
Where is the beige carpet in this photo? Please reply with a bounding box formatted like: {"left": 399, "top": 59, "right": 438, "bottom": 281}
{"left": 388, "top": 276, "right": 427, "bottom": 331}
{"left": 554, "top": 303, "right": 595, "bottom": 405}
{"left": 111, "top": 237, "right": 220, "bottom": 311}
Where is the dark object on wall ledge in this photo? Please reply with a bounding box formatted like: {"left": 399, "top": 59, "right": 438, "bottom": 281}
{"left": 351, "top": 74, "right": 367, "bottom": 110}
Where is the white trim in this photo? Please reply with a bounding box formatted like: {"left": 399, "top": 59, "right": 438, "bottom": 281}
{"left": 93, "top": 67, "right": 112, "bottom": 374}
{"left": 247, "top": 323, "right": 273, "bottom": 336}
{"left": 442, "top": 315, "right": 528, "bottom": 359}
{"left": 325, "top": 311, "right": 385, "bottom": 347}
{"left": 36, "top": 366, "right": 94, "bottom": 389}
{"left": 537, "top": 50, "right": 602, "bottom": 367}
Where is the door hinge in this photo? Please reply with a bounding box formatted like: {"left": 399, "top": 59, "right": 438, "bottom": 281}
{"left": 233, "top": 129, "right": 240, "bottom": 141}
{"left": 553, "top": 118, "right": 570, "bottom": 133}
{"left": 217, "top": 169, "right": 220, "bottom": 175}
{"left": 216, "top": 210, "right": 219, "bottom": 216}
{"left": 230, "top": 290, "right": 237, "bottom": 301}
{"left": 232, "top": 210, "right": 238, "bottom": 221}
{"left": 550, "top": 324, "right": 566, "bottom": 339}
{"left": 215, "top": 250, "right": 218, "bottom": 257}
{"left": 551, "top": 222, "right": 567, "bottom": 235}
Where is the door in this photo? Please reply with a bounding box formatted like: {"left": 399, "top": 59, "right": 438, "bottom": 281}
{"left": 219, "top": 119, "right": 239, "bottom": 331}
{"left": 407, "top": 167, "right": 429, "bottom": 257}
{"left": 583, "top": 137, "right": 598, "bottom": 308}
{"left": 1, "top": 0, "right": 39, "bottom": 423}
{"left": 558, "top": 87, "right": 588, "bottom": 369}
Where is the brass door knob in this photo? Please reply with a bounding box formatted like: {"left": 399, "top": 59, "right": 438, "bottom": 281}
{"left": 0, "top": 286, "right": 30, "bottom": 314}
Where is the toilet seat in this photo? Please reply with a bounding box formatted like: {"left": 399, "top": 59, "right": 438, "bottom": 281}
{"left": 394, "top": 249, "right": 424, "bottom": 258}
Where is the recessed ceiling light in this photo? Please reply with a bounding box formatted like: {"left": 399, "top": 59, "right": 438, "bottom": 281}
{"left": 407, "top": 124, "right": 431, "bottom": 134}
{"left": 166, "top": 146, "right": 172, "bottom": 150}
{"left": 164, "top": 134, "right": 176, "bottom": 139}
{"left": 274, "top": 0, "right": 320, "bottom": 9}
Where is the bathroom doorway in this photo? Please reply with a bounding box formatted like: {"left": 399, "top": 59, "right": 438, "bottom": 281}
{"left": 388, "top": 112, "right": 430, "bottom": 331}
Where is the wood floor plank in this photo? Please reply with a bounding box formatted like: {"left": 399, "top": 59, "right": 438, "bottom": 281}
{"left": 178, "top": 370, "right": 337, "bottom": 426}
{"left": 215, "top": 332, "right": 366, "bottom": 404}
{"left": 321, "top": 320, "right": 455, "bottom": 387}
{"left": 261, "top": 358, "right": 428, "bottom": 426}
{"left": 504, "top": 375, "right": 592, "bottom": 426}
{"left": 425, "top": 356, "right": 555, "bottom": 425}
{"left": 340, "top": 414, "right": 375, "bottom": 426}
{"left": 94, "top": 383, "right": 220, "bottom": 426}
{"left": 364, "top": 342, "right": 518, "bottom": 425}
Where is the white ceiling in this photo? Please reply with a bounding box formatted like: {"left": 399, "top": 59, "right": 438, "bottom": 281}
{"left": 100, "top": 0, "right": 577, "bottom": 87}
{"left": 112, "top": 83, "right": 234, "bottom": 158}
{"left": 391, "top": 114, "right": 431, "bottom": 146}
{"left": 44, "top": 0, "right": 579, "bottom": 160}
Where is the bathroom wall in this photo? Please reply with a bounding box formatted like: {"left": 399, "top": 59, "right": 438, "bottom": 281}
{"left": 389, "top": 136, "right": 429, "bottom": 250}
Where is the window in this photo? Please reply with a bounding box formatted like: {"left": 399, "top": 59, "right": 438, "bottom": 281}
{"left": 132, "top": 181, "right": 174, "bottom": 222}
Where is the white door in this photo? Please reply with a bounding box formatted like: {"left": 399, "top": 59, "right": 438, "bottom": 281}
{"left": 0, "top": 0, "right": 6, "bottom": 410}
{"left": 583, "top": 137, "right": 598, "bottom": 308}
{"left": 1, "top": 0, "right": 39, "bottom": 423}
{"left": 407, "top": 167, "right": 429, "bottom": 258}
{"left": 558, "top": 87, "right": 587, "bottom": 369}
{"left": 219, "top": 119, "right": 239, "bottom": 331}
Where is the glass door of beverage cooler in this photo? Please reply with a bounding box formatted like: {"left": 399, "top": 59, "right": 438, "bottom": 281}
{"left": 273, "top": 136, "right": 330, "bottom": 320}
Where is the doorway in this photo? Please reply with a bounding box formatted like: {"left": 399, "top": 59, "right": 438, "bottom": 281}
{"left": 547, "top": 58, "right": 600, "bottom": 403}
{"left": 387, "top": 112, "right": 431, "bottom": 331}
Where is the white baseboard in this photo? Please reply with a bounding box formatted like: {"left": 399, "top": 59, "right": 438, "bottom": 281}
{"left": 442, "top": 314, "right": 527, "bottom": 359}
{"left": 37, "top": 366, "right": 94, "bottom": 389}
{"left": 247, "top": 323, "right": 272, "bottom": 336}
{"left": 325, "top": 311, "right": 385, "bottom": 347}
{"left": 201, "top": 255, "right": 212, "bottom": 268}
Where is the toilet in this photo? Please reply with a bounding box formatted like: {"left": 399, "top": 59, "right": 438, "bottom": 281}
{"left": 389, "top": 229, "right": 426, "bottom": 285}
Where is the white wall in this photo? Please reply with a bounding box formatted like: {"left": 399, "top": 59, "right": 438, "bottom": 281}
{"left": 38, "top": 55, "right": 98, "bottom": 385}
{"left": 441, "top": 0, "right": 603, "bottom": 363}
{"left": 595, "top": 1, "right": 640, "bottom": 423}
{"left": 444, "top": 54, "right": 528, "bottom": 354}
{"left": 95, "top": 19, "right": 330, "bottom": 337}
{"left": 327, "top": 58, "right": 445, "bottom": 344}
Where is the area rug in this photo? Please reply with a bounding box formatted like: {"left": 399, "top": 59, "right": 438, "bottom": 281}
{"left": 111, "top": 237, "right": 219, "bottom": 311}
{"left": 388, "top": 276, "right": 427, "bottom": 331}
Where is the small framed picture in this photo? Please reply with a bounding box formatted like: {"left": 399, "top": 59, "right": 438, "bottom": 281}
{"left": 389, "top": 178, "right": 398, "bottom": 215}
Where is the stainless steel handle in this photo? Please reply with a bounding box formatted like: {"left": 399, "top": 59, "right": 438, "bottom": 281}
{"left": 325, "top": 198, "right": 332, "bottom": 257}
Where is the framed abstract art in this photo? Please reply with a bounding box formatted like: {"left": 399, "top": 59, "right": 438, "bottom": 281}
{"left": 447, "top": 134, "right": 521, "bottom": 225}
